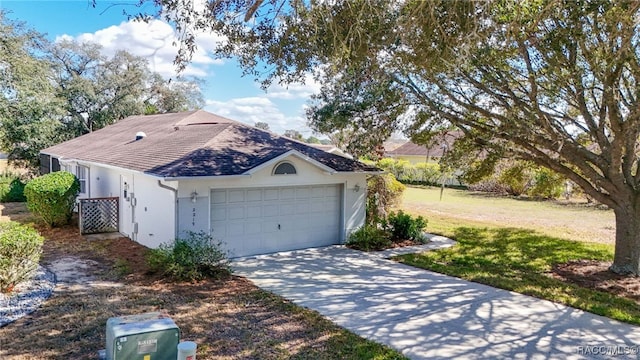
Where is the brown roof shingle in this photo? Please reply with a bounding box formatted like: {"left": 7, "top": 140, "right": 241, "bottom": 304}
{"left": 42, "top": 110, "right": 378, "bottom": 177}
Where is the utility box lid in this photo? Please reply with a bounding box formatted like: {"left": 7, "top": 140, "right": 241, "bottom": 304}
{"left": 106, "top": 312, "right": 180, "bottom": 360}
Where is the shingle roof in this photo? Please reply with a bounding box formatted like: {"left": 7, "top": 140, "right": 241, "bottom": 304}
{"left": 42, "top": 110, "right": 378, "bottom": 177}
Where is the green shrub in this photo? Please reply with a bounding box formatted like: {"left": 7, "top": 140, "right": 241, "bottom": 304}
{"left": 146, "top": 231, "right": 231, "bottom": 281}
{"left": 498, "top": 162, "right": 531, "bottom": 196}
{"left": 0, "top": 170, "right": 27, "bottom": 202}
{"left": 386, "top": 210, "right": 427, "bottom": 242}
{"left": 24, "top": 171, "right": 80, "bottom": 227}
{"left": 0, "top": 221, "right": 44, "bottom": 293}
{"left": 528, "top": 168, "right": 564, "bottom": 199}
{"left": 415, "top": 162, "right": 441, "bottom": 183}
{"left": 6, "top": 179, "right": 27, "bottom": 202}
{"left": 346, "top": 225, "right": 392, "bottom": 251}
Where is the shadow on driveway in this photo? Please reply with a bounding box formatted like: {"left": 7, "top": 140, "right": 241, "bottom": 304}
{"left": 234, "top": 246, "right": 640, "bottom": 360}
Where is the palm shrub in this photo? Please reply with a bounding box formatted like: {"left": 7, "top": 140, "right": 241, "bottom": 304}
{"left": 366, "top": 173, "right": 405, "bottom": 225}
{"left": 146, "top": 231, "right": 231, "bottom": 281}
{"left": 24, "top": 171, "right": 80, "bottom": 227}
{"left": 386, "top": 210, "right": 428, "bottom": 242}
{"left": 0, "top": 221, "right": 44, "bottom": 293}
{"left": 346, "top": 225, "right": 392, "bottom": 251}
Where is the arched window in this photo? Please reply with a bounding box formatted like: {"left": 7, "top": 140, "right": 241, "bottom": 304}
{"left": 273, "top": 162, "right": 297, "bottom": 175}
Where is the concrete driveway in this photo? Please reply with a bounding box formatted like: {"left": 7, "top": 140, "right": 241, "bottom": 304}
{"left": 233, "top": 246, "right": 640, "bottom": 360}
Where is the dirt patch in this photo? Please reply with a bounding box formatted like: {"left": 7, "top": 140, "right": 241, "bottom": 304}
{"left": 550, "top": 260, "right": 640, "bottom": 303}
{"left": 0, "top": 202, "right": 34, "bottom": 223}
{"left": 0, "top": 217, "right": 396, "bottom": 359}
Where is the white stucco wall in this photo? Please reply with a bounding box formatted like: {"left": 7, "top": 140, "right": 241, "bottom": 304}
{"left": 82, "top": 163, "right": 177, "bottom": 249}
{"left": 131, "top": 174, "right": 176, "bottom": 248}
{"left": 176, "top": 155, "right": 369, "bottom": 243}
{"left": 91, "top": 166, "right": 122, "bottom": 198}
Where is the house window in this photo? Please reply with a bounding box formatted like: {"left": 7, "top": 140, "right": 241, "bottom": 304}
{"left": 273, "top": 162, "right": 297, "bottom": 175}
{"left": 77, "top": 165, "right": 89, "bottom": 194}
{"left": 52, "top": 157, "right": 60, "bottom": 172}
{"left": 39, "top": 154, "right": 50, "bottom": 175}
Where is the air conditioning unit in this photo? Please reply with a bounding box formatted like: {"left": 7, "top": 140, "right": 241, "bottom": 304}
{"left": 105, "top": 312, "right": 180, "bottom": 360}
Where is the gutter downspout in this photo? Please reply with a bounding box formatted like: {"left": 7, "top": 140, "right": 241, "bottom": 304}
{"left": 158, "top": 180, "right": 179, "bottom": 240}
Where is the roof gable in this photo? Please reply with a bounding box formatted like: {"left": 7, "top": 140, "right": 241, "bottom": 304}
{"left": 43, "top": 110, "right": 378, "bottom": 177}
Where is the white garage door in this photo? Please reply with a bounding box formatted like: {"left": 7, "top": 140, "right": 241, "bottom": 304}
{"left": 210, "top": 185, "right": 342, "bottom": 257}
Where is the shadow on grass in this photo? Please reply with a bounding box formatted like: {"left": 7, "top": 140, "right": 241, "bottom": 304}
{"left": 398, "top": 226, "right": 640, "bottom": 326}
{"left": 461, "top": 191, "right": 612, "bottom": 211}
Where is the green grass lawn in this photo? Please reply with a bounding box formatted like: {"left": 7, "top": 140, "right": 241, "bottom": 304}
{"left": 397, "top": 186, "right": 640, "bottom": 326}
{"left": 401, "top": 186, "right": 615, "bottom": 244}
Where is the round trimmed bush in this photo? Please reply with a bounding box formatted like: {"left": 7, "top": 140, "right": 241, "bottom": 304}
{"left": 24, "top": 171, "right": 80, "bottom": 227}
{"left": 0, "top": 221, "right": 44, "bottom": 293}
{"left": 146, "top": 231, "right": 231, "bottom": 281}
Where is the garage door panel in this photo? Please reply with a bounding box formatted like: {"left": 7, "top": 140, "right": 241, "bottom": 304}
{"left": 326, "top": 186, "right": 340, "bottom": 197}
{"left": 310, "top": 202, "right": 326, "bottom": 213}
{"left": 228, "top": 222, "right": 245, "bottom": 236}
{"left": 211, "top": 185, "right": 342, "bottom": 257}
{"left": 246, "top": 205, "right": 262, "bottom": 218}
{"left": 261, "top": 221, "right": 279, "bottom": 233}
{"left": 279, "top": 203, "right": 296, "bottom": 216}
{"left": 280, "top": 188, "right": 295, "bottom": 200}
{"left": 295, "top": 201, "right": 310, "bottom": 213}
{"left": 227, "top": 206, "right": 245, "bottom": 220}
{"left": 310, "top": 186, "right": 326, "bottom": 198}
{"left": 247, "top": 189, "right": 262, "bottom": 201}
{"left": 295, "top": 188, "right": 310, "bottom": 199}
{"left": 211, "top": 208, "right": 226, "bottom": 221}
{"left": 228, "top": 190, "right": 245, "bottom": 202}
{"left": 264, "top": 189, "right": 279, "bottom": 200}
{"left": 211, "top": 190, "right": 226, "bottom": 204}
{"left": 244, "top": 223, "right": 262, "bottom": 235}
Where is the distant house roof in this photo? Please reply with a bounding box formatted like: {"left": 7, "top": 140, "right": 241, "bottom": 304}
{"left": 309, "top": 144, "right": 353, "bottom": 159}
{"left": 386, "top": 132, "right": 462, "bottom": 157}
{"left": 42, "top": 110, "right": 378, "bottom": 178}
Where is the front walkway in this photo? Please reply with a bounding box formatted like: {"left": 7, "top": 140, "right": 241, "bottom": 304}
{"left": 234, "top": 246, "right": 640, "bottom": 360}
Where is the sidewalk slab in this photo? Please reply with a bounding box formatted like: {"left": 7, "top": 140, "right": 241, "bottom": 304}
{"left": 373, "top": 234, "right": 456, "bottom": 258}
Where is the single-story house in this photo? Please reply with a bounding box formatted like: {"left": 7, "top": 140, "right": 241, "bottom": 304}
{"left": 386, "top": 132, "right": 462, "bottom": 164}
{"left": 40, "top": 110, "right": 379, "bottom": 257}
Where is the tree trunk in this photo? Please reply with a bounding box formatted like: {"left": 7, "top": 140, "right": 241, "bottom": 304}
{"left": 610, "top": 203, "right": 640, "bottom": 275}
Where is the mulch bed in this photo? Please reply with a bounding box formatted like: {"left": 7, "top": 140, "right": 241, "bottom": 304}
{"left": 550, "top": 260, "right": 640, "bottom": 303}
{"left": 1, "top": 203, "right": 397, "bottom": 359}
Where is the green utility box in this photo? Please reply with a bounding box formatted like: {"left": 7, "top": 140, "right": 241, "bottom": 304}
{"left": 106, "top": 312, "right": 180, "bottom": 360}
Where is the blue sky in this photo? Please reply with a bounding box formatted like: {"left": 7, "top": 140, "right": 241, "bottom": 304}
{"left": 0, "top": 0, "right": 320, "bottom": 136}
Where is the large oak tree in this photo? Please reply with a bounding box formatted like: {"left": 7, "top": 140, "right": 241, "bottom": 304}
{"left": 147, "top": 0, "right": 640, "bottom": 274}
{"left": 0, "top": 13, "right": 204, "bottom": 169}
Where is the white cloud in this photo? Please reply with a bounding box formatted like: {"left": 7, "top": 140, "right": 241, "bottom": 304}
{"left": 205, "top": 97, "right": 312, "bottom": 135}
{"left": 265, "top": 73, "right": 322, "bottom": 99}
{"left": 56, "top": 19, "right": 224, "bottom": 78}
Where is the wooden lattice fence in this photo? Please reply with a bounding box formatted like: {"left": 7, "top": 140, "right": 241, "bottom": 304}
{"left": 79, "top": 197, "right": 119, "bottom": 234}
